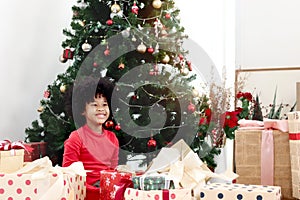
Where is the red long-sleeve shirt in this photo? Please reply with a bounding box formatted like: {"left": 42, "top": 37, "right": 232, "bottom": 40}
{"left": 63, "top": 124, "right": 119, "bottom": 199}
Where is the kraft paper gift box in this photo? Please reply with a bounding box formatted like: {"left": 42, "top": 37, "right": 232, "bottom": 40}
{"left": 287, "top": 111, "right": 300, "bottom": 199}
{"left": 124, "top": 188, "right": 192, "bottom": 200}
{"left": 99, "top": 169, "right": 132, "bottom": 200}
{"left": 235, "top": 129, "right": 293, "bottom": 199}
{"left": 0, "top": 157, "right": 86, "bottom": 200}
{"left": 199, "top": 183, "right": 281, "bottom": 200}
{"left": 24, "top": 142, "right": 47, "bottom": 162}
{"left": 297, "top": 82, "right": 300, "bottom": 111}
{"left": 0, "top": 149, "right": 24, "bottom": 173}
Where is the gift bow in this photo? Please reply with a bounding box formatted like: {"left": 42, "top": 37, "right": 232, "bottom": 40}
{"left": 0, "top": 139, "right": 34, "bottom": 152}
{"left": 114, "top": 178, "right": 133, "bottom": 200}
{"left": 15, "top": 156, "right": 86, "bottom": 200}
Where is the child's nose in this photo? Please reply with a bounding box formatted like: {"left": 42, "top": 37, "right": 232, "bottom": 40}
{"left": 97, "top": 106, "right": 104, "bottom": 110}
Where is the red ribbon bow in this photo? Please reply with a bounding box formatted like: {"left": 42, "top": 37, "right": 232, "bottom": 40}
{"left": 114, "top": 178, "right": 133, "bottom": 200}
{"left": 0, "top": 140, "right": 34, "bottom": 152}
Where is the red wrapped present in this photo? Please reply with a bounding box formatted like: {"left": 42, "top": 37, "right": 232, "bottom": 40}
{"left": 24, "top": 142, "right": 47, "bottom": 162}
{"left": 100, "top": 169, "right": 132, "bottom": 200}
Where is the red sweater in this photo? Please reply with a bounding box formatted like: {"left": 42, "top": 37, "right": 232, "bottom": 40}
{"left": 62, "top": 125, "right": 119, "bottom": 199}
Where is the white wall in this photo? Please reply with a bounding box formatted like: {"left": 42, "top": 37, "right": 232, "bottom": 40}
{"left": 0, "top": 0, "right": 74, "bottom": 141}
{"left": 236, "top": 0, "right": 300, "bottom": 68}
{"left": 0, "top": 1, "right": 233, "bottom": 144}
{"left": 236, "top": 0, "right": 300, "bottom": 112}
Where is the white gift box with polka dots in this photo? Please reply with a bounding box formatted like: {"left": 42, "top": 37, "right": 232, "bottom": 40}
{"left": 0, "top": 172, "right": 86, "bottom": 200}
{"left": 124, "top": 188, "right": 192, "bottom": 200}
{"left": 199, "top": 183, "right": 281, "bottom": 200}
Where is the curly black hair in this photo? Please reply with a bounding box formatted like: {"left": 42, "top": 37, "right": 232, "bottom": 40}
{"left": 64, "top": 76, "right": 115, "bottom": 128}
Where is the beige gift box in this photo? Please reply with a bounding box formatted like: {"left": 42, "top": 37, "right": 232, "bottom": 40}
{"left": 0, "top": 149, "right": 24, "bottom": 173}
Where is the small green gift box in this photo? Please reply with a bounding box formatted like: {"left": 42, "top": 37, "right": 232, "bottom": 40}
{"left": 133, "top": 175, "right": 174, "bottom": 190}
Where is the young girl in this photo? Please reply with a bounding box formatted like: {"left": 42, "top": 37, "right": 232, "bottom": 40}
{"left": 63, "top": 76, "right": 119, "bottom": 200}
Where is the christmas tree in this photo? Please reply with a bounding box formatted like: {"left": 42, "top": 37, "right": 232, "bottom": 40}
{"left": 25, "top": 0, "right": 221, "bottom": 168}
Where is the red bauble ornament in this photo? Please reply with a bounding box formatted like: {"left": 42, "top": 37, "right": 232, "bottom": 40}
{"left": 165, "top": 13, "right": 171, "bottom": 19}
{"left": 188, "top": 102, "right": 196, "bottom": 113}
{"left": 147, "top": 47, "right": 154, "bottom": 54}
{"left": 147, "top": 138, "right": 157, "bottom": 148}
{"left": 106, "top": 19, "right": 113, "bottom": 26}
{"left": 115, "top": 124, "right": 121, "bottom": 131}
{"left": 187, "top": 61, "right": 192, "bottom": 71}
{"left": 105, "top": 120, "right": 114, "bottom": 128}
{"left": 104, "top": 48, "right": 110, "bottom": 56}
{"left": 178, "top": 54, "right": 184, "bottom": 61}
{"left": 44, "top": 90, "right": 50, "bottom": 98}
{"left": 93, "top": 62, "right": 98, "bottom": 67}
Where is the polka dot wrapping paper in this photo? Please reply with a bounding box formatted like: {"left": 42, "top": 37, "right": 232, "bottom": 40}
{"left": 199, "top": 183, "right": 281, "bottom": 200}
{"left": 124, "top": 188, "right": 192, "bottom": 200}
{"left": 0, "top": 172, "right": 86, "bottom": 200}
{"left": 99, "top": 169, "right": 132, "bottom": 200}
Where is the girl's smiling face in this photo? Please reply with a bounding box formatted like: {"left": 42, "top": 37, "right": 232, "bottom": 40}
{"left": 83, "top": 94, "right": 110, "bottom": 132}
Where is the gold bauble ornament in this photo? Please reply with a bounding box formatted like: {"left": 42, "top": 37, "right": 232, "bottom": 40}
{"left": 60, "top": 85, "right": 67, "bottom": 93}
{"left": 162, "top": 54, "right": 170, "bottom": 64}
{"left": 152, "top": 0, "right": 162, "bottom": 9}
{"left": 111, "top": 3, "right": 121, "bottom": 13}
{"left": 37, "top": 106, "right": 45, "bottom": 112}
{"left": 137, "top": 43, "right": 147, "bottom": 53}
{"left": 59, "top": 55, "right": 67, "bottom": 63}
{"left": 118, "top": 63, "right": 125, "bottom": 70}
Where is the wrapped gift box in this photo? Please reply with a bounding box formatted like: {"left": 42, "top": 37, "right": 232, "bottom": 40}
{"left": 124, "top": 188, "right": 192, "bottom": 200}
{"left": 0, "top": 157, "right": 86, "bottom": 199}
{"left": 0, "top": 149, "right": 24, "bottom": 173}
{"left": 297, "top": 82, "right": 300, "bottom": 111}
{"left": 24, "top": 142, "right": 47, "bottom": 162}
{"left": 235, "top": 129, "right": 293, "bottom": 199}
{"left": 100, "top": 169, "right": 132, "bottom": 200}
{"left": 133, "top": 175, "right": 174, "bottom": 190}
{"left": 199, "top": 183, "right": 281, "bottom": 199}
{"left": 287, "top": 111, "right": 300, "bottom": 199}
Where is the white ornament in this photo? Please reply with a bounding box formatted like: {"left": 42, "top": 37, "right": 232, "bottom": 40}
{"left": 131, "top": 36, "right": 137, "bottom": 42}
{"left": 78, "top": 1, "right": 88, "bottom": 9}
{"left": 82, "top": 40, "right": 92, "bottom": 52}
{"left": 181, "top": 68, "right": 189, "bottom": 76}
{"left": 192, "top": 88, "right": 199, "bottom": 97}
{"left": 121, "top": 28, "right": 130, "bottom": 38}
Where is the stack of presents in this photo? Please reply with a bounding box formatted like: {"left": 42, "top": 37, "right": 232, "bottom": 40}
{"left": 1, "top": 114, "right": 300, "bottom": 199}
